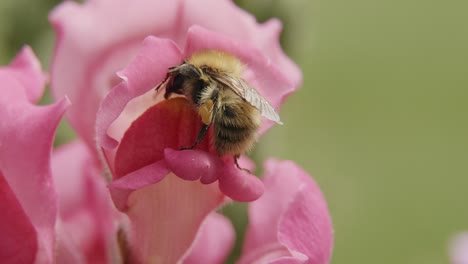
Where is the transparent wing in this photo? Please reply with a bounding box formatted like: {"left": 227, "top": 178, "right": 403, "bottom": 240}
{"left": 213, "top": 73, "right": 282, "bottom": 124}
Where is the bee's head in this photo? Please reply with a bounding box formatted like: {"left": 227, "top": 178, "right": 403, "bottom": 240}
{"left": 171, "top": 64, "right": 203, "bottom": 79}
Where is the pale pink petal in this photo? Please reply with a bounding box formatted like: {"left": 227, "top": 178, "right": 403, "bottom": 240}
{"left": 177, "top": 0, "right": 301, "bottom": 87}
{"left": 0, "top": 174, "right": 37, "bottom": 264}
{"left": 49, "top": 0, "right": 182, "bottom": 150}
{"left": 253, "top": 19, "right": 302, "bottom": 88}
{"left": 51, "top": 140, "right": 99, "bottom": 216}
{"left": 182, "top": 213, "right": 235, "bottom": 264}
{"left": 54, "top": 219, "right": 84, "bottom": 264}
{"left": 51, "top": 140, "right": 120, "bottom": 263}
{"left": 239, "top": 160, "right": 333, "bottom": 264}
{"left": 278, "top": 188, "right": 333, "bottom": 264}
{"left": 125, "top": 174, "right": 225, "bottom": 263}
{"left": 450, "top": 232, "right": 468, "bottom": 264}
{"left": 0, "top": 48, "right": 70, "bottom": 263}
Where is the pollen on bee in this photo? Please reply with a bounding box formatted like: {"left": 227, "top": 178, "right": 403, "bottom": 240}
{"left": 198, "top": 99, "right": 214, "bottom": 125}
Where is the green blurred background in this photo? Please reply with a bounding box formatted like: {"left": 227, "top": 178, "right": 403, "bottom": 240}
{"left": 1, "top": 0, "right": 467, "bottom": 263}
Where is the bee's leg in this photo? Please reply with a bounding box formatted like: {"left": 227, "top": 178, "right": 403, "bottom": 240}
{"left": 180, "top": 124, "right": 210, "bottom": 150}
{"left": 234, "top": 155, "right": 251, "bottom": 174}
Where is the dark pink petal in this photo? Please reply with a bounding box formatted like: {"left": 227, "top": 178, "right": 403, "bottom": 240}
{"left": 95, "top": 36, "right": 182, "bottom": 151}
{"left": 52, "top": 140, "right": 120, "bottom": 263}
{"left": 49, "top": 0, "right": 182, "bottom": 150}
{"left": 113, "top": 98, "right": 210, "bottom": 179}
{"left": 182, "top": 213, "right": 235, "bottom": 264}
{"left": 125, "top": 174, "right": 225, "bottom": 263}
{"left": 164, "top": 148, "right": 221, "bottom": 183}
{"left": 113, "top": 97, "right": 263, "bottom": 202}
{"left": 0, "top": 174, "right": 37, "bottom": 264}
{"left": 0, "top": 48, "right": 70, "bottom": 263}
{"left": 239, "top": 160, "right": 333, "bottom": 264}
{"left": 109, "top": 98, "right": 207, "bottom": 210}
{"left": 218, "top": 165, "right": 264, "bottom": 202}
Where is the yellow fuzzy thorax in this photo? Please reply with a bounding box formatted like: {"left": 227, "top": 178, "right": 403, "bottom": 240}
{"left": 187, "top": 50, "right": 243, "bottom": 77}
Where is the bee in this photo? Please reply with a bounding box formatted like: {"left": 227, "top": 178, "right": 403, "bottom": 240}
{"left": 156, "top": 50, "right": 282, "bottom": 171}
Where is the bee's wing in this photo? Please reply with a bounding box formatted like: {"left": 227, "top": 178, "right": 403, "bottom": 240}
{"left": 214, "top": 73, "right": 283, "bottom": 124}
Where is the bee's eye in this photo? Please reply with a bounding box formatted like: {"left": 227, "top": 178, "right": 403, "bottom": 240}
{"left": 223, "top": 106, "right": 236, "bottom": 118}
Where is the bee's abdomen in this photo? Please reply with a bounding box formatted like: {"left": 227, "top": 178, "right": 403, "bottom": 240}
{"left": 213, "top": 103, "right": 260, "bottom": 156}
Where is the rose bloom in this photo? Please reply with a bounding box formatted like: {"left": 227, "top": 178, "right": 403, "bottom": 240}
{"left": 1, "top": 0, "right": 333, "bottom": 263}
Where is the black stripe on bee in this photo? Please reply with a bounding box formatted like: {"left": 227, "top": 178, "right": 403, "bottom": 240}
{"left": 216, "top": 124, "right": 254, "bottom": 141}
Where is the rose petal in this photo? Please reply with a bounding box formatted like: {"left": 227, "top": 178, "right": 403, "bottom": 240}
{"left": 125, "top": 174, "right": 225, "bottom": 263}
{"left": 0, "top": 48, "right": 70, "bottom": 263}
{"left": 182, "top": 213, "right": 235, "bottom": 264}
{"left": 239, "top": 160, "right": 333, "bottom": 264}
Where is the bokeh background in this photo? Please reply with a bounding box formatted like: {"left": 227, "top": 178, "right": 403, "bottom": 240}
{"left": 1, "top": 0, "right": 467, "bottom": 263}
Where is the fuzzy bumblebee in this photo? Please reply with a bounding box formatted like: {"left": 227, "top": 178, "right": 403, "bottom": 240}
{"left": 156, "top": 51, "right": 282, "bottom": 170}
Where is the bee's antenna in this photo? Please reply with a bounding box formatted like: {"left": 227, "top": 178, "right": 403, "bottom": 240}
{"left": 155, "top": 71, "right": 171, "bottom": 92}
